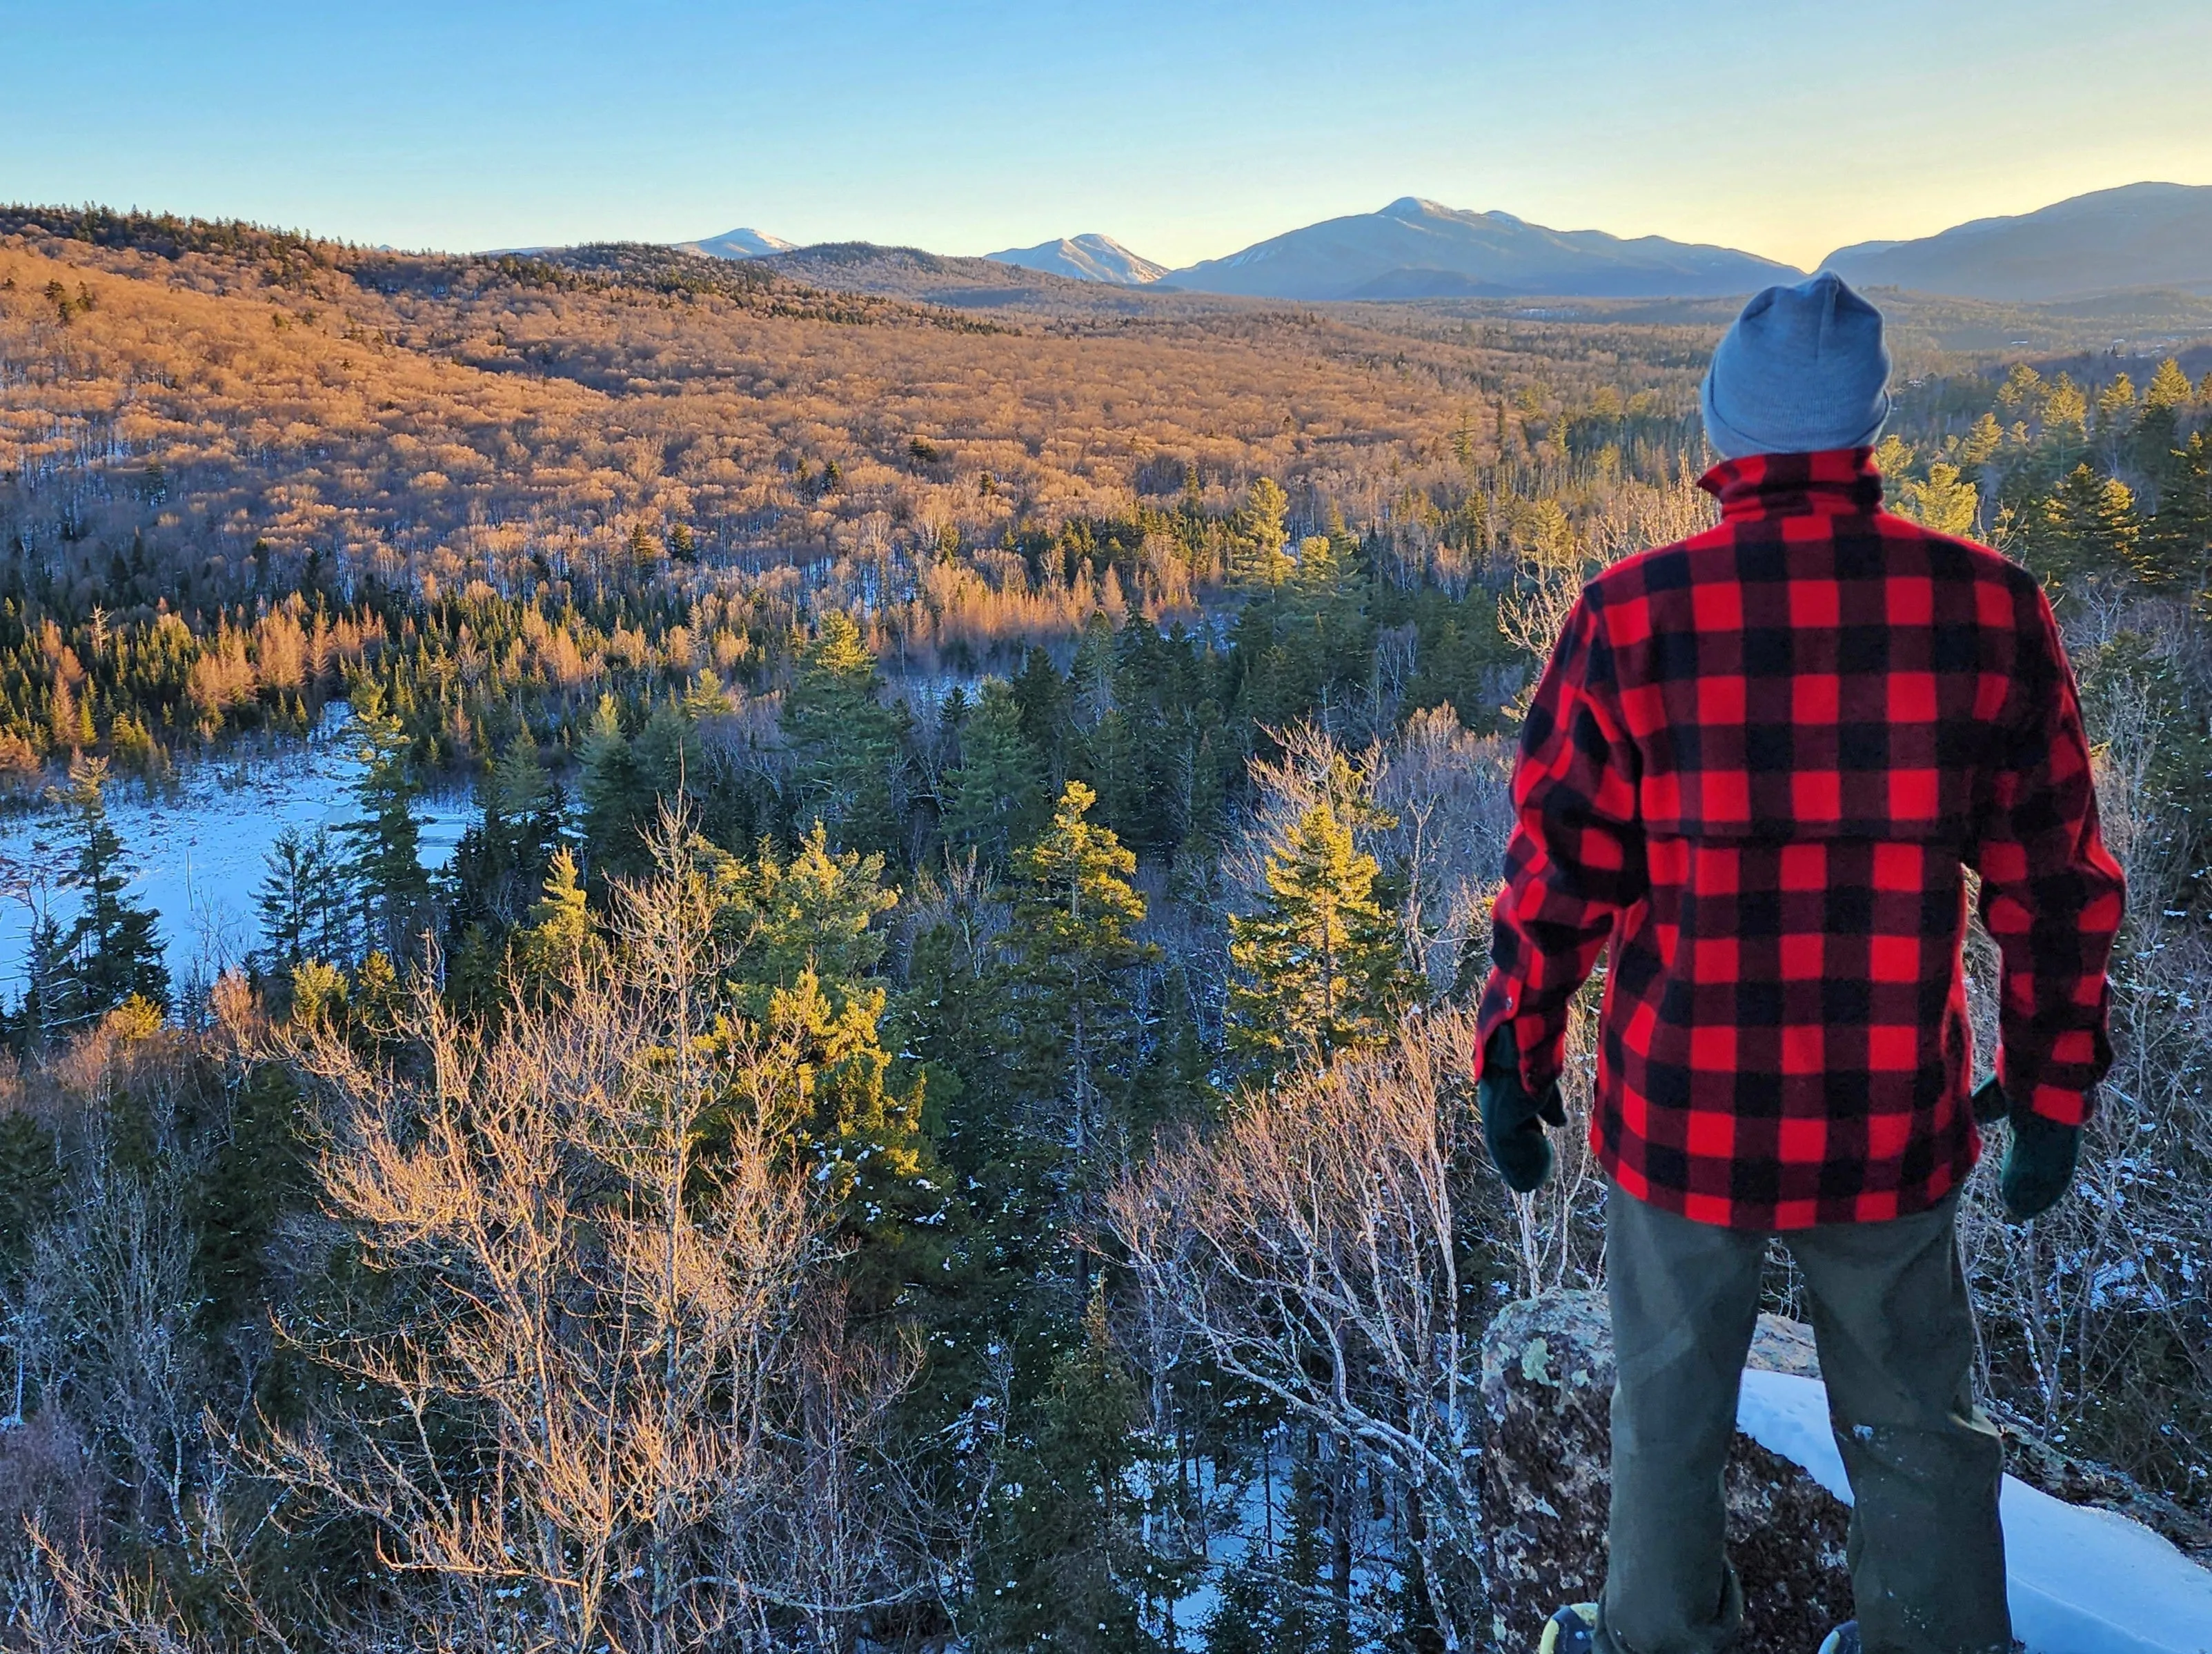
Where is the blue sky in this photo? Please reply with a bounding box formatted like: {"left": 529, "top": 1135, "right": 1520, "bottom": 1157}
{"left": 4, "top": 1, "right": 2209, "bottom": 270}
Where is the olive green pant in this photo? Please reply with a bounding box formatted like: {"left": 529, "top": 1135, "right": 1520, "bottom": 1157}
{"left": 1599, "top": 1182, "right": 2011, "bottom": 1654}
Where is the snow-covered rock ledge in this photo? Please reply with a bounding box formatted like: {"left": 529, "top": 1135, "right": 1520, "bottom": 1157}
{"left": 1479, "top": 1290, "right": 2212, "bottom": 1654}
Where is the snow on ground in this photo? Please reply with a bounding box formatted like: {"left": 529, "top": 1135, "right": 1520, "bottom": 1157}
{"left": 1737, "top": 1367, "right": 2212, "bottom": 1654}
{"left": 0, "top": 707, "right": 477, "bottom": 998}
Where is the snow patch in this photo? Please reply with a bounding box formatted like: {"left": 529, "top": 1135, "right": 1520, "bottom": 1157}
{"left": 0, "top": 709, "right": 477, "bottom": 995}
{"left": 1737, "top": 1368, "right": 2212, "bottom": 1654}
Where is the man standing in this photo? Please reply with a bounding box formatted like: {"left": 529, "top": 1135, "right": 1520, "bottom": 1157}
{"left": 1475, "top": 274, "right": 2124, "bottom": 1654}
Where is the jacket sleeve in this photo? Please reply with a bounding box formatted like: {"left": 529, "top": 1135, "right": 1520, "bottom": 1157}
{"left": 1971, "top": 587, "right": 2125, "bottom": 1127}
{"left": 1476, "top": 591, "right": 1646, "bottom": 1095}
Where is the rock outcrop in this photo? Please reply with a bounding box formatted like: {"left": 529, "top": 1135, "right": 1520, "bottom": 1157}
{"left": 1478, "top": 1291, "right": 1850, "bottom": 1654}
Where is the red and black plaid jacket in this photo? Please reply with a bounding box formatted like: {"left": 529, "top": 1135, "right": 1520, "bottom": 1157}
{"left": 1475, "top": 449, "right": 2124, "bottom": 1228}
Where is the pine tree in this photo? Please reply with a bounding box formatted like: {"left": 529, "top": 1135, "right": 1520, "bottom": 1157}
{"left": 2130, "top": 358, "right": 2196, "bottom": 491}
{"left": 1958, "top": 412, "right": 2004, "bottom": 475}
{"left": 54, "top": 756, "right": 168, "bottom": 1017}
{"left": 760, "top": 965, "right": 942, "bottom": 1303}
{"left": 704, "top": 821, "right": 896, "bottom": 996}
{"left": 1202, "top": 1553, "right": 1278, "bottom": 1654}
{"left": 633, "top": 698, "right": 703, "bottom": 807}
{"left": 1227, "top": 798, "right": 1417, "bottom": 1076}
{"left": 943, "top": 680, "right": 1049, "bottom": 865}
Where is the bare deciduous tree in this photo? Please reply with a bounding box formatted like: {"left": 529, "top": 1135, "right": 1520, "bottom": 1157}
{"left": 1108, "top": 1010, "right": 1492, "bottom": 1651}
{"left": 224, "top": 829, "right": 929, "bottom": 1654}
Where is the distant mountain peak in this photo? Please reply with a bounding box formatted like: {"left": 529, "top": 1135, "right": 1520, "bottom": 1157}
{"left": 678, "top": 226, "right": 796, "bottom": 261}
{"left": 1167, "top": 198, "right": 1799, "bottom": 301}
{"left": 984, "top": 233, "right": 1167, "bottom": 285}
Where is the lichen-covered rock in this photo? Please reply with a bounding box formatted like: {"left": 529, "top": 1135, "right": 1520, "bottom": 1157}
{"left": 1477, "top": 1290, "right": 1850, "bottom": 1653}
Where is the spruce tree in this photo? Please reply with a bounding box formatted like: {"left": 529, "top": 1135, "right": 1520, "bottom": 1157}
{"left": 704, "top": 821, "right": 896, "bottom": 996}
{"left": 943, "top": 680, "right": 1048, "bottom": 865}
{"left": 2142, "top": 433, "right": 2212, "bottom": 591}
{"left": 1227, "top": 798, "right": 1416, "bottom": 1076}
{"left": 2030, "top": 463, "right": 2142, "bottom": 590}
{"left": 257, "top": 825, "right": 348, "bottom": 970}
{"left": 513, "top": 849, "right": 599, "bottom": 989}
{"left": 784, "top": 611, "right": 902, "bottom": 855}
{"left": 1004, "top": 782, "right": 1155, "bottom": 1293}
{"left": 762, "top": 965, "right": 942, "bottom": 1304}
{"left": 341, "top": 693, "right": 431, "bottom": 958}
{"left": 2129, "top": 357, "right": 2196, "bottom": 491}
{"left": 55, "top": 756, "right": 168, "bottom": 1016}
{"left": 1230, "top": 477, "right": 1294, "bottom": 591}
{"left": 580, "top": 693, "right": 653, "bottom": 883}
{"left": 0, "top": 1110, "right": 59, "bottom": 1288}
{"left": 974, "top": 1292, "right": 1157, "bottom": 1653}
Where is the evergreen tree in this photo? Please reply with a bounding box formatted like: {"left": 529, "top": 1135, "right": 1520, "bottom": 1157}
{"left": 2129, "top": 357, "right": 2196, "bottom": 490}
{"left": 704, "top": 821, "right": 896, "bottom": 996}
{"left": 1274, "top": 1463, "right": 1327, "bottom": 1654}
{"left": 760, "top": 964, "right": 942, "bottom": 1303}
{"left": 973, "top": 1292, "right": 1161, "bottom": 1653}
{"left": 1230, "top": 478, "right": 1294, "bottom": 591}
{"left": 256, "top": 825, "right": 349, "bottom": 970}
{"left": 1004, "top": 782, "right": 1155, "bottom": 1293}
{"left": 1227, "top": 797, "right": 1416, "bottom": 1076}
{"left": 1202, "top": 1553, "right": 1278, "bottom": 1654}
{"left": 633, "top": 697, "right": 704, "bottom": 807}
{"left": 2144, "top": 433, "right": 2212, "bottom": 591}
{"left": 1957, "top": 412, "right": 2004, "bottom": 476}
{"left": 581, "top": 693, "right": 654, "bottom": 883}
{"left": 54, "top": 756, "right": 168, "bottom": 1017}
{"left": 2030, "top": 463, "right": 2143, "bottom": 589}
{"left": 943, "top": 680, "right": 1049, "bottom": 865}
{"left": 1011, "top": 643, "right": 1073, "bottom": 784}
{"left": 514, "top": 847, "right": 598, "bottom": 987}
{"left": 0, "top": 1110, "right": 59, "bottom": 1288}
{"left": 341, "top": 693, "right": 431, "bottom": 958}
{"left": 692, "top": 826, "right": 935, "bottom": 1298}
{"left": 784, "top": 611, "right": 902, "bottom": 854}
{"left": 1895, "top": 461, "right": 1980, "bottom": 538}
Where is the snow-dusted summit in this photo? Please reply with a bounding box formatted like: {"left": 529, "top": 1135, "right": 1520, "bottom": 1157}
{"left": 678, "top": 226, "right": 797, "bottom": 260}
{"left": 983, "top": 233, "right": 1167, "bottom": 285}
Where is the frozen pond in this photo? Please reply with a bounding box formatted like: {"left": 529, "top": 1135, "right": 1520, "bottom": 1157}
{"left": 0, "top": 707, "right": 478, "bottom": 1001}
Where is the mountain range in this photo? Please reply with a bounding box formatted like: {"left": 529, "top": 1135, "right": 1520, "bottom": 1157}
{"left": 984, "top": 233, "right": 1165, "bottom": 284}
{"left": 675, "top": 181, "right": 2212, "bottom": 303}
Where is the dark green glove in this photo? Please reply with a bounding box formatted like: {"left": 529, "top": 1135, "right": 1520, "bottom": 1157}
{"left": 1975, "top": 1076, "right": 2082, "bottom": 1221}
{"left": 1481, "top": 1027, "right": 1566, "bottom": 1193}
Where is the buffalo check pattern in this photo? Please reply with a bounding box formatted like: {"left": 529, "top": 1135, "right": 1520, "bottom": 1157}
{"left": 1475, "top": 449, "right": 2124, "bottom": 1228}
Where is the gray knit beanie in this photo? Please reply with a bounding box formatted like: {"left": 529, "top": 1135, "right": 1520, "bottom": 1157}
{"left": 1700, "top": 273, "right": 1892, "bottom": 459}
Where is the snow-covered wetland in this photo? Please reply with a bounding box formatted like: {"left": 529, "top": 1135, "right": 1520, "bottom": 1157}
{"left": 0, "top": 708, "right": 477, "bottom": 998}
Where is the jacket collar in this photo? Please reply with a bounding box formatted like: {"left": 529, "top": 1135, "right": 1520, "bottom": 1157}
{"left": 1699, "top": 447, "right": 1886, "bottom": 522}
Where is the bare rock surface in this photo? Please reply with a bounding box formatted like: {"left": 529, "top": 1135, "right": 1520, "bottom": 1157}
{"left": 1477, "top": 1290, "right": 1852, "bottom": 1654}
